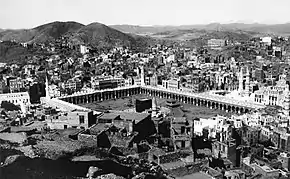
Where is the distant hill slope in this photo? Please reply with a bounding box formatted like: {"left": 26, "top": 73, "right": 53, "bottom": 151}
{"left": 184, "top": 30, "right": 255, "bottom": 47}
{"left": 149, "top": 28, "right": 255, "bottom": 42}
{"left": 0, "top": 21, "right": 84, "bottom": 43}
{"left": 70, "top": 22, "right": 137, "bottom": 48}
{"left": 111, "top": 23, "right": 290, "bottom": 36}
{"left": 110, "top": 25, "right": 178, "bottom": 35}
{"left": 31, "top": 21, "right": 85, "bottom": 42}
{"left": 0, "top": 41, "right": 35, "bottom": 64}
{"left": 0, "top": 22, "right": 154, "bottom": 51}
{"left": 246, "top": 23, "right": 290, "bottom": 35}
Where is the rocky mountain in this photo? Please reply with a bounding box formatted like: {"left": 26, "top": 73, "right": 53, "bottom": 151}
{"left": 0, "top": 22, "right": 155, "bottom": 51}
{"left": 0, "top": 21, "right": 84, "bottom": 43}
{"left": 32, "top": 21, "right": 85, "bottom": 42}
{"left": 69, "top": 22, "right": 137, "bottom": 48}
{"left": 0, "top": 22, "right": 162, "bottom": 63}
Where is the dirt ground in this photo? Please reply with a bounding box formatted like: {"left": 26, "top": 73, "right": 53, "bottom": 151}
{"left": 79, "top": 94, "right": 232, "bottom": 119}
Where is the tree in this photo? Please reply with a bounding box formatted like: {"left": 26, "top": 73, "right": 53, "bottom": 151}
{"left": 1, "top": 101, "right": 21, "bottom": 111}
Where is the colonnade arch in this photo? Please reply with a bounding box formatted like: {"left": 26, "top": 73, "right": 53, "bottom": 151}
{"left": 59, "top": 87, "right": 253, "bottom": 114}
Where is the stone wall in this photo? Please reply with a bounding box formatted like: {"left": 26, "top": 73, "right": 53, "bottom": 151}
{"left": 78, "top": 133, "right": 98, "bottom": 143}
{"left": 0, "top": 132, "right": 28, "bottom": 146}
{"left": 166, "top": 161, "right": 205, "bottom": 177}
{"left": 138, "top": 152, "right": 149, "bottom": 160}
{"left": 159, "top": 152, "right": 184, "bottom": 164}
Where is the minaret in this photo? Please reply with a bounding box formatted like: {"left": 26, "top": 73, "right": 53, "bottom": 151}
{"left": 245, "top": 67, "right": 250, "bottom": 96}
{"left": 20, "top": 101, "right": 27, "bottom": 116}
{"left": 45, "top": 74, "right": 50, "bottom": 99}
{"left": 140, "top": 66, "right": 145, "bottom": 86}
{"left": 152, "top": 97, "right": 157, "bottom": 117}
{"left": 136, "top": 67, "right": 140, "bottom": 77}
{"left": 284, "top": 86, "right": 290, "bottom": 116}
{"left": 238, "top": 68, "right": 243, "bottom": 93}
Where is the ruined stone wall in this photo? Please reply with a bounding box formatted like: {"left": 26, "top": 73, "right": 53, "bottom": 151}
{"left": 166, "top": 161, "right": 205, "bottom": 177}
{"left": 138, "top": 152, "right": 149, "bottom": 160}
{"left": 78, "top": 133, "right": 98, "bottom": 143}
{"left": 159, "top": 152, "right": 182, "bottom": 164}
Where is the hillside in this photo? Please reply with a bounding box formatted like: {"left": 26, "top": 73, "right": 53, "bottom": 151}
{"left": 110, "top": 24, "right": 251, "bottom": 35}
{"left": 0, "top": 22, "right": 154, "bottom": 52}
{"left": 0, "top": 21, "right": 84, "bottom": 43}
{"left": 0, "top": 41, "right": 52, "bottom": 64}
{"left": 70, "top": 22, "right": 136, "bottom": 48}
{"left": 110, "top": 25, "right": 178, "bottom": 35}
{"left": 2, "top": 22, "right": 290, "bottom": 45}
{"left": 151, "top": 29, "right": 208, "bottom": 41}
{"left": 31, "top": 21, "right": 84, "bottom": 42}
{"left": 246, "top": 23, "right": 290, "bottom": 35}
{"left": 0, "top": 41, "right": 31, "bottom": 64}
{"left": 149, "top": 28, "right": 254, "bottom": 43}
{"left": 111, "top": 23, "right": 290, "bottom": 36}
{"left": 184, "top": 30, "right": 254, "bottom": 48}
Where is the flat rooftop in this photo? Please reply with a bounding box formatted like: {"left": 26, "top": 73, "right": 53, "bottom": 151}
{"left": 108, "top": 110, "right": 150, "bottom": 122}
{"left": 41, "top": 97, "right": 102, "bottom": 115}
{"left": 99, "top": 113, "right": 120, "bottom": 120}
{"left": 176, "top": 172, "right": 213, "bottom": 179}
{"left": 169, "top": 107, "right": 184, "bottom": 118}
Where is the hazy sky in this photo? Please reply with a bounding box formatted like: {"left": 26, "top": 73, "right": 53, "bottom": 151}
{"left": 1, "top": 0, "right": 290, "bottom": 29}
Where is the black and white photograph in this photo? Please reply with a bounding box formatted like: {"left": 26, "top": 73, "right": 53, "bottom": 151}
{"left": 1, "top": 0, "right": 290, "bottom": 178}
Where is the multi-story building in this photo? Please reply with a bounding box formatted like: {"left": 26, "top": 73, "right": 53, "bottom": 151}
{"left": 180, "top": 84, "right": 195, "bottom": 93}
{"left": 261, "top": 37, "right": 272, "bottom": 46}
{"left": 46, "top": 109, "right": 95, "bottom": 129}
{"left": 278, "top": 152, "right": 290, "bottom": 171}
{"left": 260, "top": 126, "right": 273, "bottom": 142}
{"left": 272, "top": 127, "right": 290, "bottom": 152}
{"left": 63, "top": 78, "right": 82, "bottom": 92}
{"left": 0, "top": 80, "right": 7, "bottom": 94}
{"left": 213, "top": 138, "right": 237, "bottom": 168}
{"left": 80, "top": 45, "right": 90, "bottom": 54}
{"left": 23, "top": 64, "right": 36, "bottom": 75}
{"left": 212, "top": 119, "right": 240, "bottom": 167}
{"left": 244, "top": 127, "right": 260, "bottom": 146}
{"left": 9, "top": 78, "right": 26, "bottom": 93}
{"left": 252, "top": 75, "right": 289, "bottom": 107}
{"left": 208, "top": 39, "right": 226, "bottom": 48}
{"left": 253, "top": 68, "right": 265, "bottom": 82}
{"left": 133, "top": 77, "right": 142, "bottom": 86}
{"left": 48, "top": 84, "right": 61, "bottom": 98}
{"left": 145, "top": 74, "right": 158, "bottom": 86}
{"left": 252, "top": 163, "right": 280, "bottom": 179}
{"left": 91, "top": 77, "right": 123, "bottom": 90}
{"left": 124, "top": 77, "right": 133, "bottom": 86}
{"left": 162, "top": 78, "right": 180, "bottom": 91}
{"left": 171, "top": 117, "right": 192, "bottom": 151}
{"left": 0, "top": 92, "right": 30, "bottom": 106}
{"left": 193, "top": 116, "right": 225, "bottom": 138}
{"left": 42, "top": 98, "right": 99, "bottom": 129}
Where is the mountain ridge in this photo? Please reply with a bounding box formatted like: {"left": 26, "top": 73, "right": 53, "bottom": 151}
{"left": 2, "top": 21, "right": 290, "bottom": 44}
{"left": 69, "top": 22, "right": 137, "bottom": 48}
{"left": 110, "top": 23, "right": 290, "bottom": 35}
{"left": 0, "top": 21, "right": 85, "bottom": 43}
{"left": 0, "top": 21, "right": 161, "bottom": 63}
